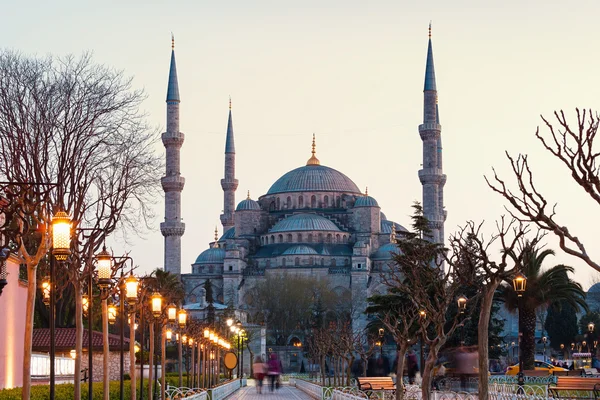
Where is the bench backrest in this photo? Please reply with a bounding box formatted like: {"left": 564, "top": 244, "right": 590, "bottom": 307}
{"left": 556, "top": 377, "right": 600, "bottom": 387}
{"left": 357, "top": 377, "right": 395, "bottom": 389}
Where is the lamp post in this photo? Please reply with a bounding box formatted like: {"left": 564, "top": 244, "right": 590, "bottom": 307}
{"left": 542, "top": 336, "right": 547, "bottom": 362}
{"left": 457, "top": 296, "right": 467, "bottom": 346}
{"left": 96, "top": 246, "right": 113, "bottom": 400}
{"left": 418, "top": 310, "right": 426, "bottom": 375}
{"left": 378, "top": 328, "right": 384, "bottom": 357}
{"left": 178, "top": 308, "right": 187, "bottom": 387}
{"left": 123, "top": 273, "right": 139, "bottom": 400}
{"left": 49, "top": 210, "right": 72, "bottom": 400}
{"left": 163, "top": 304, "right": 177, "bottom": 400}
{"left": 512, "top": 271, "right": 527, "bottom": 393}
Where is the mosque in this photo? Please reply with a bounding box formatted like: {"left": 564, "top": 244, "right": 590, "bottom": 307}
{"left": 159, "top": 29, "right": 447, "bottom": 328}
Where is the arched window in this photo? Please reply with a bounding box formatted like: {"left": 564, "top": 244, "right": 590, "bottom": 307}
{"left": 261, "top": 237, "right": 265, "bottom": 245}
{"left": 287, "top": 234, "right": 292, "bottom": 243}
{"left": 276, "top": 197, "right": 280, "bottom": 210}
{"left": 295, "top": 257, "right": 300, "bottom": 265}
{"left": 324, "top": 195, "right": 329, "bottom": 207}
{"left": 327, "top": 233, "right": 332, "bottom": 243}
{"left": 311, "top": 195, "right": 317, "bottom": 208}
{"left": 286, "top": 196, "right": 292, "bottom": 209}
{"left": 266, "top": 260, "right": 271, "bottom": 268}
{"left": 336, "top": 196, "right": 341, "bottom": 207}
{"left": 331, "top": 259, "right": 337, "bottom": 267}
{"left": 309, "top": 257, "right": 314, "bottom": 265}
{"left": 297, "top": 233, "right": 303, "bottom": 242}
{"left": 318, "top": 233, "right": 323, "bottom": 242}
{"left": 271, "top": 235, "right": 275, "bottom": 243}
{"left": 344, "top": 259, "right": 349, "bottom": 265}
{"left": 269, "top": 201, "right": 276, "bottom": 211}
{"left": 298, "top": 196, "right": 304, "bottom": 208}
{"left": 321, "top": 258, "right": 325, "bottom": 266}
{"left": 308, "top": 233, "right": 313, "bottom": 243}
{"left": 282, "top": 258, "right": 287, "bottom": 267}
{"left": 278, "top": 234, "right": 283, "bottom": 243}
{"left": 342, "top": 235, "right": 347, "bottom": 242}
{"left": 336, "top": 234, "right": 340, "bottom": 243}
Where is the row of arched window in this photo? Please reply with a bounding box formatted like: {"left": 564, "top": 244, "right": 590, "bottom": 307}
{"left": 269, "top": 194, "right": 344, "bottom": 211}
{"left": 263, "top": 257, "right": 350, "bottom": 267}
{"left": 261, "top": 232, "right": 349, "bottom": 245}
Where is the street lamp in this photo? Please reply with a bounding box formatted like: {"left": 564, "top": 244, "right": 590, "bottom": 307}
{"left": 167, "top": 304, "right": 177, "bottom": 323}
{"left": 41, "top": 277, "right": 51, "bottom": 306}
{"left": 512, "top": 271, "right": 527, "bottom": 393}
{"left": 457, "top": 295, "right": 467, "bottom": 313}
{"left": 589, "top": 322, "right": 595, "bottom": 333}
{"left": 82, "top": 294, "right": 89, "bottom": 316}
{"left": 108, "top": 303, "right": 117, "bottom": 325}
{"left": 96, "top": 246, "right": 113, "bottom": 290}
{"left": 151, "top": 292, "right": 163, "bottom": 318}
{"left": 124, "top": 273, "right": 138, "bottom": 400}
{"left": 50, "top": 210, "right": 72, "bottom": 400}
{"left": 178, "top": 308, "right": 187, "bottom": 328}
{"left": 378, "top": 328, "right": 385, "bottom": 357}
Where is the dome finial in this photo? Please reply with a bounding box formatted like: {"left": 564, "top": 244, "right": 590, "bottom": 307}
{"left": 365, "top": 187, "right": 368, "bottom": 196}
{"left": 229, "top": 95, "right": 232, "bottom": 110}
{"left": 306, "top": 133, "right": 320, "bottom": 166}
{"left": 247, "top": 190, "right": 250, "bottom": 200}
{"left": 391, "top": 223, "right": 397, "bottom": 244}
{"left": 214, "top": 226, "right": 218, "bottom": 241}
{"left": 171, "top": 32, "right": 175, "bottom": 50}
{"left": 428, "top": 21, "right": 432, "bottom": 38}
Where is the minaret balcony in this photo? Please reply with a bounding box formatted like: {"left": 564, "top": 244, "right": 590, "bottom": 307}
{"left": 161, "top": 175, "right": 186, "bottom": 192}
{"left": 418, "top": 169, "right": 446, "bottom": 184}
{"left": 418, "top": 123, "right": 442, "bottom": 140}
{"left": 220, "top": 178, "right": 239, "bottom": 191}
{"left": 161, "top": 131, "right": 185, "bottom": 147}
{"left": 160, "top": 221, "right": 186, "bottom": 237}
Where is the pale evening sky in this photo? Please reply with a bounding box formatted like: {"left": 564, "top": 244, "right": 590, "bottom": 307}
{"left": 3, "top": 0, "right": 600, "bottom": 288}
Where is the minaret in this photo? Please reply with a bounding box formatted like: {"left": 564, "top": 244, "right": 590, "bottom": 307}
{"left": 160, "top": 35, "right": 186, "bottom": 275}
{"left": 220, "top": 97, "right": 238, "bottom": 233}
{"left": 418, "top": 24, "right": 447, "bottom": 245}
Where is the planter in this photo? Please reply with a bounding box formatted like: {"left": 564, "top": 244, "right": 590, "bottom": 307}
{"left": 135, "top": 364, "right": 162, "bottom": 379}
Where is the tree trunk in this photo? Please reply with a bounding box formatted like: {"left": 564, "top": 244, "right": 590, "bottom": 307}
{"left": 102, "top": 299, "right": 109, "bottom": 400}
{"left": 521, "top": 305, "right": 537, "bottom": 370}
{"left": 148, "top": 322, "right": 154, "bottom": 400}
{"left": 130, "top": 313, "right": 136, "bottom": 400}
{"left": 74, "top": 286, "right": 83, "bottom": 400}
{"left": 21, "top": 264, "right": 37, "bottom": 400}
{"left": 421, "top": 342, "right": 441, "bottom": 400}
{"left": 478, "top": 280, "right": 500, "bottom": 400}
{"left": 161, "top": 326, "right": 166, "bottom": 400}
{"left": 395, "top": 344, "right": 408, "bottom": 400}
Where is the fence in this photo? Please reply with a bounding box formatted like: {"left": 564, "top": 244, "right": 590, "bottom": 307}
{"left": 165, "top": 378, "right": 243, "bottom": 400}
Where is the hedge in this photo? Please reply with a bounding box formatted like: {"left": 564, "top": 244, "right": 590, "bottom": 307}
{"left": 0, "top": 380, "right": 160, "bottom": 400}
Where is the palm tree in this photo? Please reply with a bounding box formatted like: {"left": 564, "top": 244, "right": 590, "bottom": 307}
{"left": 499, "top": 242, "right": 588, "bottom": 370}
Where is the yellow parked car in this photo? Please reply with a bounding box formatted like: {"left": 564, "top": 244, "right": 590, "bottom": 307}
{"left": 506, "top": 360, "right": 568, "bottom": 375}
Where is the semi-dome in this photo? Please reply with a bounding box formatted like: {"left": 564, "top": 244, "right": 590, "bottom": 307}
{"left": 269, "top": 213, "right": 341, "bottom": 233}
{"left": 266, "top": 165, "right": 361, "bottom": 195}
{"left": 236, "top": 198, "right": 260, "bottom": 211}
{"left": 380, "top": 212, "right": 387, "bottom": 220}
{"left": 355, "top": 195, "right": 379, "bottom": 208}
{"left": 219, "top": 227, "right": 235, "bottom": 241}
{"left": 282, "top": 245, "right": 319, "bottom": 255}
{"left": 194, "top": 247, "right": 225, "bottom": 264}
{"left": 373, "top": 243, "right": 401, "bottom": 260}
{"left": 381, "top": 220, "right": 408, "bottom": 234}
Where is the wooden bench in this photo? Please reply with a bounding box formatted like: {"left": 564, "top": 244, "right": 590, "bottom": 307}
{"left": 549, "top": 377, "right": 600, "bottom": 399}
{"left": 357, "top": 377, "right": 396, "bottom": 398}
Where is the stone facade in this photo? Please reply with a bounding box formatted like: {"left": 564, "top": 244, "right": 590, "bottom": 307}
{"left": 80, "top": 351, "right": 131, "bottom": 382}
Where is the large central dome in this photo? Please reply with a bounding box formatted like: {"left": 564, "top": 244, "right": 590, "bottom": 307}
{"left": 267, "top": 165, "right": 361, "bottom": 195}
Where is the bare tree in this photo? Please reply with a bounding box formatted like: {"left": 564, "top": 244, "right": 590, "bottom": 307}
{"left": 487, "top": 108, "right": 600, "bottom": 272}
{"left": 447, "top": 218, "right": 529, "bottom": 400}
{"left": 0, "top": 50, "right": 162, "bottom": 399}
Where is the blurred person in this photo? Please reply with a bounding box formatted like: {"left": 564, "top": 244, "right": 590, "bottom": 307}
{"left": 253, "top": 356, "right": 267, "bottom": 394}
{"left": 267, "top": 353, "right": 282, "bottom": 392}
{"left": 407, "top": 349, "right": 418, "bottom": 384}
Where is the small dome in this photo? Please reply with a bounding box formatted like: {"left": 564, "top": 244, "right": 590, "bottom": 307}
{"left": 373, "top": 243, "right": 401, "bottom": 260}
{"left": 282, "top": 245, "right": 319, "bottom": 255}
{"left": 270, "top": 213, "right": 341, "bottom": 233}
{"left": 219, "top": 227, "right": 235, "bottom": 241}
{"left": 380, "top": 212, "right": 387, "bottom": 221}
{"left": 236, "top": 198, "right": 260, "bottom": 211}
{"left": 381, "top": 220, "right": 408, "bottom": 234}
{"left": 355, "top": 195, "right": 379, "bottom": 208}
{"left": 194, "top": 247, "right": 225, "bottom": 264}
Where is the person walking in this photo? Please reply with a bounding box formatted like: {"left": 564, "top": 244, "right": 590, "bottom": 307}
{"left": 253, "top": 356, "right": 267, "bottom": 394}
{"left": 407, "top": 349, "right": 418, "bottom": 384}
{"left": 267, "top": 353, "right": 281, "bottom": 392}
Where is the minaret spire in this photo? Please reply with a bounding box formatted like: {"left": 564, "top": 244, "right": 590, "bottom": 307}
{"left": 418, "top": 24, "right": 446, "bottom": 247}
{"left": 161, "top": 35, "right": 186, "bottom": 275}
{"left": 220, "top": 98, "right": 238, "bottom": 233}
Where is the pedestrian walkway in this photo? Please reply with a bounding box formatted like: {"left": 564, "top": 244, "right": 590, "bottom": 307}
{"left": 226, "top": 383, "right": 316, "bottom": 400}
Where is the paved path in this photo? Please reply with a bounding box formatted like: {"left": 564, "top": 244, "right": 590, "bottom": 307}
{"left": 226, "top": 383, "right": 316, "bottom": 400}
